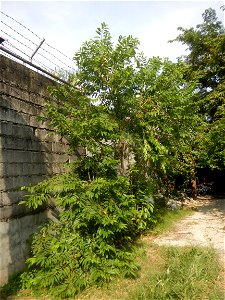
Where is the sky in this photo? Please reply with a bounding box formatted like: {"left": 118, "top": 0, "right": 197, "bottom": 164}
{"left": 1, "top": 0, "right": 224, "bottom": 71}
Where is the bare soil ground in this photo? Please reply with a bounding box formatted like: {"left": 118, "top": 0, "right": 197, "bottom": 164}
{"left": 153, "top": 196, "right": 225, "bottom": 266}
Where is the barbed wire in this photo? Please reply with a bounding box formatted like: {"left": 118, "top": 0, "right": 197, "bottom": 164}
{"left": 1, "top": 26, "right": 72, "bottom": 73}
{"left": 0, "top": 10, "right": 76, "bottom": 80}
{"left": 2, "top": 44, "right": 25, "bottom": 60}
{"left": 1, "top": 29, "right": 34, "bottom": 52}
{"left": 5, "top": 41, "right": 30, "bottom": 59}
{"left": 1, "top": 21, "right": 38, "bottom": 46}
{"left": 32, "top": 57, "right": 56, "bottom": 74}
{"left": 0, "top": 11, "right": 75, "bottom": 64}
{"left": 1, "top": 45, "right": 36, "bottom": 72}
{"left": 1, "top": 11, "right": 41, "bottom": 39}
{"left": 45, "top": 42, "right": 75, "bottom": 63}
{"left": 32, "top": 47, "right": 68, "bottom": 73}
{"left": 40, "top": 46, "right": 75, "bottom": 70}
{"left": 1, "top": 44, "right": 71, "bottom": 84}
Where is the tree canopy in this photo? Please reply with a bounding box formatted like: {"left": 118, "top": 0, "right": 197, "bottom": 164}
{"left": 172, "top": 7, "right": 225, "bottom": 169}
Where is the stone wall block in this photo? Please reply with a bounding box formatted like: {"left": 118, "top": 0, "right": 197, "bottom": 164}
{"left": 31, "top": 151, "right": 44, "bottom": 163}
{"left": 39, "top": 120, "right": 51, "bottom": 130}
{"left": 4, "top": 136, "right": 17, "bottom": 150}
{"left": 0, "top": 162, "right": 3, "bottom": 177}
{"left": 0, "top": 107, "right": 29, "bottom": 126}
{"left": 29, "top": 116, "right": 49, "bottom": 130}
{"left": 13, "top": 150, "right": 31, "bottom": 163}
{"left": 18, "top": 100, "right": 40, "bottom": 116}
{"left": 1, "top": 191, "right": 24, "bottom": 206}
{"left": 0, "top": 121, "right": 13, "bottom": 136}
{"left": 0, "top": 107, "right": 16, "bottom": 123}
{"left": 0, "top": 220, "right": 9, "bottom": 235}
{"left": 41, "top": 141, "right": 52, "bottom": 153}
{"left": 0, "top": 177, "right": 6, "bottom": 191}
{"left": 29, "top": 115, "right": 40, "bottom": 128}
{"left": 22, "top": 162, "right": 35, "bottom": 175}
{"left": 34, "top": 128, "right": 48, "bottom": 141}
{"left": 52, "top": 142, "right": 69, "bottom": 154}
{"left": 0, "top": 269, "right": 9, "bottom": 286}
{"left": 1, "top": 136, "right": 26, "bottom": 150}
{"left": 52, "top": 163, "right": 66, "bottom": 174}
{"left": 0, "top": 96, "right": 11, "bottom": 110}
{"left": 26, "top": 139, "right": 41, "bottom": 151}
{"left": 0, "top": 204, "right": 32, "bottom": 220}
{"left": 9, "top": 231, "right": 21, "bottom": 248}
{"left": 12, "top": 124, "right": 34, "bottom": 139}
{"left": 29, "top": 92, "right": 45, "bottom": 106}
{"left": 46, "top": 163, "right": 54, "bottom": 174}
{"left": 2, "top": 163, "right": 23, "bottom": 177}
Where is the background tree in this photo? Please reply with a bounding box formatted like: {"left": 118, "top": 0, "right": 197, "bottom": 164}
{"left": 172, "top": 7, "right": 225, "bottom": 169}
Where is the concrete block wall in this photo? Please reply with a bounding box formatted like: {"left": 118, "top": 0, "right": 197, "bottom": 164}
{"left": 0, "top": 55, "right": 70, "bottom": 285}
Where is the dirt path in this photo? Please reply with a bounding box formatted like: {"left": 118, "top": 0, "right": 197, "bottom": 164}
{"left": 153, "top": 197, "right": 225, "bottom": 265}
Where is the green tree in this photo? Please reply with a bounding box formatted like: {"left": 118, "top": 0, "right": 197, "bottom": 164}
{"left": 172, "top": 8, "right": 225, "bottom": 168}
{"left": 20, "top": 24, "right": 199, "bottom": 298}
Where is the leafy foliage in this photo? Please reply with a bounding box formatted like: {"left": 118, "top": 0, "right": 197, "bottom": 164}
{"left": 20, "top": 23, "right": 200, "bottom": 297}
{"left": 21, "top": 174, "right": 150, "bottom": 298}
{"left": 172, "top": 8, "right": 225, "bottom": 169}
{"left": 0, "top": 272, "right": 22, "bottom": 299}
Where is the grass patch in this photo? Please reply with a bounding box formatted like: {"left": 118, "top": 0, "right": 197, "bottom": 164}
{"left": 127, "top": 246, "right": 224, "bottom": 300}
{"left": 149, "top": 208, "right": 194, "bottom": 235}
{"left": 74, "top": 243, "right": 224, "bottom": 300}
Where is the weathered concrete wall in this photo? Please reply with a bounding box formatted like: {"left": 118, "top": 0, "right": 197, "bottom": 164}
{"left": 0, "top": 55, "right": 70, "bottom": 285}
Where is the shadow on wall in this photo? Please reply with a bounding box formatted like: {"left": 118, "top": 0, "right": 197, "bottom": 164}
{"left": 0, "top": 54, "right": 71, "bottom": 286}
{"left": 0, "top": 96, "right": 50, "bottom": 286}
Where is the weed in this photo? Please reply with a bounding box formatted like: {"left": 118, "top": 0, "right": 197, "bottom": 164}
{"left": 127, "top": 246, "right": 224, "bottom": 300}
{"left": 0, "top": 272, "right": 22, "bottom": 299}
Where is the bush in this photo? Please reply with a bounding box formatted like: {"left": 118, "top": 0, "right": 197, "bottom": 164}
{"left": 21, "top": 174, "right": 153, "bottom": 298}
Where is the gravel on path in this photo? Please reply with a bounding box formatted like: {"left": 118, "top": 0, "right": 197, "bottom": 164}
{"left": 153, "top": 197, "right": 225, "bottom": 265}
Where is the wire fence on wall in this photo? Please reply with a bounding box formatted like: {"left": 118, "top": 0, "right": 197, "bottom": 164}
{"left": 0, "top": 11, "right": 76, "bottom": 82}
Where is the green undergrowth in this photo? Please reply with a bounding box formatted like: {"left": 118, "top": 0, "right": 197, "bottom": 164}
{"left": 3, "top": 245, "right": 223, "bottom": 300}
{"left": 127, "top": 246, "right": 224, "bottom": 300}
{"left": 149, "top": 207, "right": 194, "bottom": 235}
{"left": 1, "top": 208, "right": 224, "bottom": 300}
{"left": 73, "top": 244, "right": 224, "bottom": 300}
{"left": 0, "top": 272, "right": 23, "bottom": 300}
{"left": 0, "top": 208, "right": 190, "bottom": 299}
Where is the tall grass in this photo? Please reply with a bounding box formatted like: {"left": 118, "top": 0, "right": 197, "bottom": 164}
{"left": 128, "top": 246, "right": 224, "bottom": 300}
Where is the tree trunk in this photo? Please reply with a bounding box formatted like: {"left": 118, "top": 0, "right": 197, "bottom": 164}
{"left": 119, "top": 141, "right": 126, "bottom": 176}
